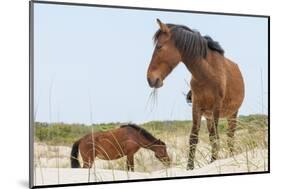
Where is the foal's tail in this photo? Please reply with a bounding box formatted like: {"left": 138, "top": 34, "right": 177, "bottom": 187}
{"left": 70, "top": 140, "right": 81, "bottom": 168}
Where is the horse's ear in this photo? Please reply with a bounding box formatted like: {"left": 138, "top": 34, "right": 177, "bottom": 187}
{"left": 157, "top": 139, "right": 162, "bottom": 144}
{"left": 156, "top": 18, "right": 170, "bottom": 33}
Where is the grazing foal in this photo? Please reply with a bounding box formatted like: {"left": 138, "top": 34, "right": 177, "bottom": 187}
{"left": 70, "top": 124, "right": 171, "bottom": 171}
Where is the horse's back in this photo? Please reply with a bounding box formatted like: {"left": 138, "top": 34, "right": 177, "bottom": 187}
{"left": 81, "top": 127, "right": 139, "bottom": 160}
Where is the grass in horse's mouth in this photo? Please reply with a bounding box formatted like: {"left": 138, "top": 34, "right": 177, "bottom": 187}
{"left": 146, "top": 88, "right": 158, "bottom": 112}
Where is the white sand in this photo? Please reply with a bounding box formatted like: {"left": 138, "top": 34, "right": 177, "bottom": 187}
{"left": 34, "top": 148, "right": 268, "bottom": 186}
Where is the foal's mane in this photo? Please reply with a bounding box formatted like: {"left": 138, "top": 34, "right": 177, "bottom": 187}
{"left": 120, "top": 124, "right": 164, "bottom": 145}
{"left": 153, "top": 24, "right": 224, "bottom": 60}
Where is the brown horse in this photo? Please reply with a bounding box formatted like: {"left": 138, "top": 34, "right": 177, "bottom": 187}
{"left": 147, "top": 19, "right": 244, "bottom": 170}
{"left": 70, "top": 124, "right": 171, "bottom": 171}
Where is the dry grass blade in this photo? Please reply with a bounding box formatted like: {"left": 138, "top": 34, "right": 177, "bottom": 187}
{"left": 145, "top": 88, "right": 158, "bottom": 113}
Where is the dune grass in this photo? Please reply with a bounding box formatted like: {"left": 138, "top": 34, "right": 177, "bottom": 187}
{"left": 34, "top": 114, "right": 268, "bottom": 173}
{"left": 34, "top": 114, "right": 268, "bottom": 185}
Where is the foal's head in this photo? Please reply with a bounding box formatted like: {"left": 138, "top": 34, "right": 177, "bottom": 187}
{"left": 151, "top": 139, "right": 171, "bottom": 167}
{"left": 147, "top": 19, "right": 182, "bottom": 88}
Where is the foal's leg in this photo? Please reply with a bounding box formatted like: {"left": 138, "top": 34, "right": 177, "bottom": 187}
{"left": 207, "top": 118, "right": 219, "bottom": 163}
{"left": 187, "top": 105, "right": 202, "bottom": 170}
{"left": 126, "top": 153, "right": 134, "bottom": 172}
{"left": 82, "top": 157, "right": 93, "bottom": 168}
{"left": 227, "top": 111, "right": 238, "bottom": 156}
{"left": 81, "top": 149, "right": 94, "bottom": 168}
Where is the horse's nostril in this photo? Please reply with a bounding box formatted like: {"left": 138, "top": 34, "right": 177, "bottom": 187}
{"left": 155, "top": 78, "right": 160, "bottom": 86}
{"left": 154, "top": 78, "right": 163, "bottom": 88}
{"left": 147, "top": 77, "right": 162, "bottom": 88}
{"left": 147, "top": 77, "right": 153, "bottom": 86}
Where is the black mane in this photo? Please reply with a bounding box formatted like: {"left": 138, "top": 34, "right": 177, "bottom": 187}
{"left": 153, "top": 24, "right": 224, "bottom": 60}
{"left": 120, "top": 124, "right": 164, "bottom": 145}
{"left": 204, "top": 35, "right": 225, "bottom": 55}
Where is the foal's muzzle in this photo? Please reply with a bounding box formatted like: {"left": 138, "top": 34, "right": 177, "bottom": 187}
{"left": 160, "top": 157, "right": 171, "bottom": 167}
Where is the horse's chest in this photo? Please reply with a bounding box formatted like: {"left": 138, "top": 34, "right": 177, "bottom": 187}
{"left": 193, "top": 89, "right": 216, "bottom": 108}
{"left": 191, "top": 79, "right": 226, "bottom": 107}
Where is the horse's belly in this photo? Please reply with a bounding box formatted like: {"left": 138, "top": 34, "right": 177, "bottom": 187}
{"left": 95, "top": 143, "right": 125, "bottom": 160}
{"left": 96, "top": 151, "right": 124, "bottom": 160}
{"left": 97, "top": 154, "right": 123, "bottom": 160}
{"left": 195, "top": 89, "right": 243, "bottom": 119}
{"left": 201, "top": 102, "right": 241, "bottom": 119}
{"left": 202, "top": 110, "right": 234, "bottom": 119}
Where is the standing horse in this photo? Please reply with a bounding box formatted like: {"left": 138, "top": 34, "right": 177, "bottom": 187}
{"left": 147, "top": 19, "right": 244, "bottom": 170}
{"left": 70, "top": 124, "right": 170, "bottom": 171}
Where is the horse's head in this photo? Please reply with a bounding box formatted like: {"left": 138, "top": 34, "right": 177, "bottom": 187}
{"left": 147, "top": 19, "right": 182, "bottom": 88}
{"left": 152, "top": 139, "right": 171, "bottom": 167}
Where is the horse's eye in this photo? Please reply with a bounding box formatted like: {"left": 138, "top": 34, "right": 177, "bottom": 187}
{"left": 156, "top": 45, "right": 162, "bottom": 50}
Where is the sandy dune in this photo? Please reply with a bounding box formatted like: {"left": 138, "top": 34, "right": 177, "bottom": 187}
{"left": 34, "top": 148, "right": 268, "bottom": 186}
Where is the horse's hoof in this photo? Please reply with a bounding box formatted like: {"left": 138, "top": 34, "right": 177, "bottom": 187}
{"left": 209, "top": 156, "right": 219, "bottom": 164}
{"left": 209, "top": 155, "right": 218, "bottom": 163}
{"left": 187, "top": 164, "right": 194, "bottom": 170}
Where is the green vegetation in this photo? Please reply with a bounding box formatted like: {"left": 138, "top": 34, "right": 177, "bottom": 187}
{"left": 35, "top": 122, "right": 118, "bottom": 145}
{"left": 34, "top": 114, "right": 268, "bottom": 146}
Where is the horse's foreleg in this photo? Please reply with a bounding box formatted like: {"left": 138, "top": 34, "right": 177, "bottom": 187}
{"left": 126, "top": 153, "right": 134, "bottom": 172}
{"left": 187, "top": 105, "right": 202, "bottom": 170}
{"left": 227, "top": 111, "right": 238, "bottom": 156}
{"left": 207, "top": 117, "right": 219, "bottom": 163}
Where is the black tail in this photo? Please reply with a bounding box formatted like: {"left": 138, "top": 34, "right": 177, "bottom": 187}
{"left": 70, "top": 140, "right": 80, "bottom": 168}
{"left": 186, "top": 90, "right": 192, "bottom": 104}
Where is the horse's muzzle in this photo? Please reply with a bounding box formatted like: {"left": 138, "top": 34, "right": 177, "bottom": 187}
{"left": 147, "top": 77, "right": 163, "bottom": 88}
{"left": 158, "top": 156, "right": 171, "bottom": 167}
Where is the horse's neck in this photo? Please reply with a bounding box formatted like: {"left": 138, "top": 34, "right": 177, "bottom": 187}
{"left": 133, "top": 131, "right": 153, "bottom": 148}
{"left": 143, "top": 139, "right": 155, "bottom": 149}
{"left": 182, "top": 51, "right": 216, "bottom": 81}
{"left": 139, "top": 137, "right": 155, "bottom": 150}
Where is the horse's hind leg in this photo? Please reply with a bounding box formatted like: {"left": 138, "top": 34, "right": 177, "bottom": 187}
{"left": 82, "top": 158, "right": 92, "bottom": 168}
{"left": 82, "top": 158, "right": 93, "bottom": 168}
{"left": 81, "top": 150, "right": 94, "bottom": 168}
{"left": 227, "top": 111, "right": 238, "bottom": 156}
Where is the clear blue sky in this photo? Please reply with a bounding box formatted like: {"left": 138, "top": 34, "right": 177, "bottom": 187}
{"left": 34, "top": 3, "right": 268, "bottom": 124}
